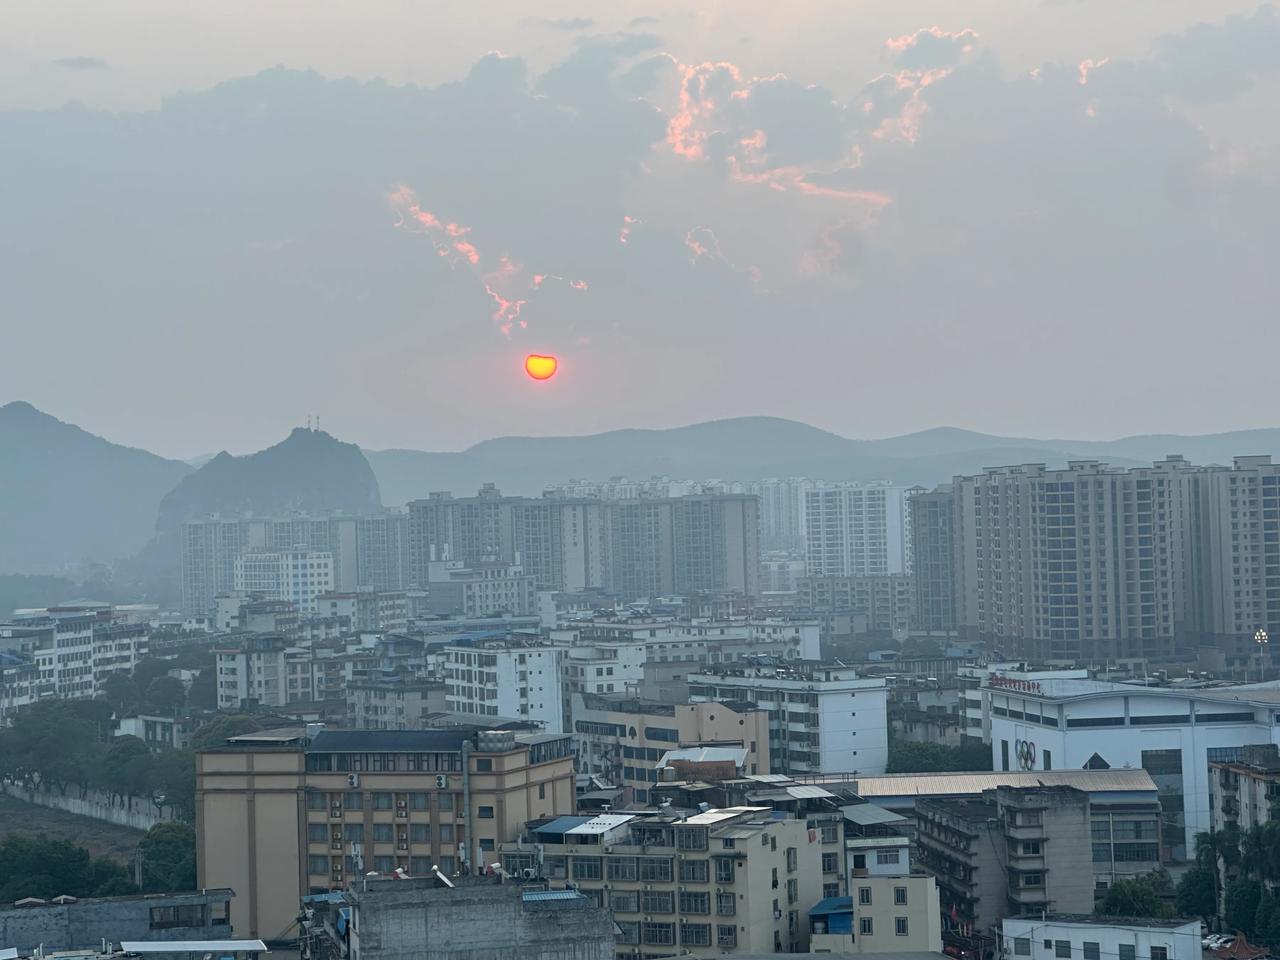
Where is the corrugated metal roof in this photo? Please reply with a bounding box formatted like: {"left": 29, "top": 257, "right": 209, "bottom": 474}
{"left": 786, "top": 784, "right": 835, "bottom": 799}
{"left": 657, "top": 746, "right": 747, "bottom": 768}
{"left": 522, "top": 889, "right": 585, "bottom": 902}
{"left": 809, "top": 896, "right": 854, "bottom": 915}
{"left": 842, "top": 804, "right": 907, "bottom": 825}
{"left": 684, "top": 805, "right": 770, "bottom": 824}
{"left": 842, "top": 768, "right": 1157, "bottom": 797}
{"left": 532, "top": 815, "right": 589, "bottom": 834}
{"left": 565, "top": 814, "right": 635, "bottom": 834}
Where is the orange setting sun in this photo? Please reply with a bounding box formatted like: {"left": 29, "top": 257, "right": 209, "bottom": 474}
{"left": 524, "top": 354, "right": 559, "bottom": 381}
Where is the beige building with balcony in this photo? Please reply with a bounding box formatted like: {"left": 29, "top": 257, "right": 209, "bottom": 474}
{"left": 195, "top": 726, "right": 575, "bottom": 943}
{"left": 1209, "top": 743, "right": 1280, "bottom": 833}
{"left": 500, "top": 807, "right": 823, "bottom": 956}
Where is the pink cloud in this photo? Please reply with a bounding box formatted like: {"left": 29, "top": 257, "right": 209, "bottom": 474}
{"left": 1078, "top": 57, "right": 1109, "bottom": 85}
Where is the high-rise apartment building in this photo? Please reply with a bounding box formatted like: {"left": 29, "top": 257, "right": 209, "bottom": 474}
{"left": 952, "top": 458, "right": 1198, "bottom": 662}
{"left": 181, "top": 511, "right": 409, "bottom": 613}
{"left": 408, "top": 488, "right": 760, "bottom": 601}
{"left": 805, "top": 484, "right": 919, "bottom": 578}
{"left": 443, "top": 639, "right": 565, "bottom": 732}
{"left": 909, "top": 486, "right": 957, "bottom": 633}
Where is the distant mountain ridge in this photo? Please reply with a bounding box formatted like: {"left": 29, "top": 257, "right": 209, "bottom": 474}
{"left": 6, "top": 401, "right": 1280, "bottom": 574}
{"left": 364, "top": 417, "right": 1280, "bottom": 506}
{"left": 0, "top": 401, "right": 192, "bottom": 573}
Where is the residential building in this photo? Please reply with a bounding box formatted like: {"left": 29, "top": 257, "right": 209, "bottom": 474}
{"left": 0, "top": 889, "right": 235, "bottom": 954}
{"left": 798, "top": 575, "right": 913, "bottom": 638}
{"left": 810, "top": 837, "right": 942, "bottom": 954}
{"left": 914, "top": 787, "right": 1096, "bottom": 949}
{"left": 443, "top": 638, "right": 565, "bottom": 733}
{"left": 424, "top": 560, "right": 537, "bottom": 618}
{"left": 0, "top": 607, "right": 148, "bottom": 702}
{"left": 214, "top": 634, "right": 308, "bottom": 709}
{"left": 181, "top": 511, "right": 409, "bottom": 613}
{"left": 234, "top": 549, "right": 334, "bottom": 613}
{"left": 951, "top": 458, "right": 1198, "bottom": 662}
{"left": 195, "top": 725, "right": 576, "bottom": 941}
{"left": 1209, "top": 743, "right": 1280, "bottom": 833}
{"left": 314, "top": 591, "right": 408, "bottom": 632}
{"left": 909, "top": 487, "right": 957, "bottom": 634}
{"left": 571, "top": 692, "right": 772, "bottom": 804}
{"left": 805, "top": 483, "right": 919, "bottom": 578}
{"left": 499, "top": 807, "right": 824, "bottom": 955}
{"left": 688, "top": 664, "right": 889, "bottom": 776}
{"left": 338, "top": 878, "right": 614, "bottom": 960}
{"left": 1000, "top": 916, "right": 1202, "bottom": 960}
{"left": 115, "top": 714, "right": 188, "bottom": 750}
{"left": 554, "top": 615, "right": 821, "bottom": 664}
{"left": 760, "top": 552, "right": 807, "bottom": 594}
{"left": 985, "top": 677, "right": 1280, "bottom": 858}
{"left": 346, "top": 679, "right": 448, "bottom": 730}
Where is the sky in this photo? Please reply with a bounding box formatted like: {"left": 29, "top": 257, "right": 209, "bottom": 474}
{"left": 2, "top": 1, "right": 1279, "bottom": 459}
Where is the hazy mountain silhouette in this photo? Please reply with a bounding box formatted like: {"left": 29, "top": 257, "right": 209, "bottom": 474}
{"left": 0, "top": 401, "right": 192, "bottom": 572}
{"left": 155, "top": 427, "right": 383, "bottom": 533}
{"left": 364, "top": 416, "right": 1280, "bottom": 505}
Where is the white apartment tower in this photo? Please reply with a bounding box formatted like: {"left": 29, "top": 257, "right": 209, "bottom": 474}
{"left": 805, "top": 484, "right": 919, "bottom": 578}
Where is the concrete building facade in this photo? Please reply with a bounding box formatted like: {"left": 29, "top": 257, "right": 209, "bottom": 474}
{"left": 805, "top": 484, "right": 918, "bottom": 578}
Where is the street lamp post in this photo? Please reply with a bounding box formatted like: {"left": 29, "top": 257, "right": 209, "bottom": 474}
{"left": 1255, "top": 629, "right": 1269, "bottom": 682}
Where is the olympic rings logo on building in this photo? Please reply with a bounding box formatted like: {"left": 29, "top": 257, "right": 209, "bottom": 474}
{"left": 1015, "top": 739, "right": 1036, "bottom": 770}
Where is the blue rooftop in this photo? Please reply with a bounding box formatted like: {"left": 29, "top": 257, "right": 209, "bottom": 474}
{"left": 809, "top": 896, "right": 854, "bottom": 916}
{"left": 532, "top": 815, "right": 590, "bottom": 834}
{"left": 523, "top": 889, "right": 586, "bottom": 902}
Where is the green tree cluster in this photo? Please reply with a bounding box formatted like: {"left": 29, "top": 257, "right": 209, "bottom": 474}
{"left": 1179, "top": 822, "right": 1280, "bottom": 945}
{"left": 0, "top": 833, "right": 135, "bottom": 903}
{"left": 1096, "top": 873, "right": 1175, "bottom": 919}
{"left": 885, "top": 736, "right": 994, "bottom": 773}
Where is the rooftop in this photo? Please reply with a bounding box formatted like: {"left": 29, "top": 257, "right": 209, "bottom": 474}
{"left": 810, "top": 768, "right": 1157, "bottom": 798}
{"left": 1006, "top": 914, "right": 1198, "bottom": 930}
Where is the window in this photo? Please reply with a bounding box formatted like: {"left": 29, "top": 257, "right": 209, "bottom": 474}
{"left": 877, "top": 848, "right": 902, "bottom": 865}
{"left": 374, "top": 856, "right": 394, "bottom": 872}
{"left": 896, "top": 918, "right": 909, "bottom": 937}
{"left": 679, "top": 891, "right": 710, "bottom": 914}
{"left": 642, "top": 891, "right": 674, "bottom": 914}
{"left": 345, "top": 791, "right": 363, "bottom": 810}
{"left": 820, "top": 823, "right": 839, "bottom": 843}
{"left": 1151, "top": 949, "right": 1168, "bottom": 960}
{"left": 373, "top": 823, "right": 393, "bottom": 842}
{"left": 615, "top": 922, "right": 639, "bottom": 945}
{"left": 572, "top": 857, "right": 602, "bottom": 880}
{"left": 479, "top": 838, "right": 494, "bottom": 852}
{"left": 822, "top": 852, "right": 839, "bottom": 873}
{"left": 475, "top": 757, "right": 492, "bottom": 772}
{"left": 716, "top": 892, "right": 736, "bottom": 916}
{"left": 1084, "top": 943, "right": 1100, "bottom": 960}
{"left": 715, "top": 858, "right": 735, "bottom": 883}
{"left": 1015, "top": 939, "right": 1032, "bottom": 956}
{"left": 608, "top": 857, "right": 637, "bottom": 881}
{"left": 858, "top": 887, "right": 872, "bottom": 905}
{"left": 860, "top": 917, "right": 874, "bottom": 936}
{"left": 149, "top": 905, "right": 206, "bottom": 929}
{"left": 307, "top": 792, "right": 328, "bottom": 810}
{"left": 639, "top": 857, "right": 673, "bottom": 882}
{"left": 642, "top": 923, "right": 674, "bottom": 946}
{"left": 681, "top": 923, "right": 711, "bottom": 946}
{"left": 438, "top": 856, "right": 455, "bottom": 873}
{"left": 611, "top": 891, "right": 639, "bottom": 913}
{"left": 679, "top": 859, "right": 709, "bottom": 883}
{"left": 438, "top": 792, "right": 455, "bottom": 811}
{"left": 308, "top": 854, "right": 328, "bottom": 875}
{"left": 373, "top": 792, "right": 393, "bottom": 810}
{"left": 439, "top": 824, "right": 454, "bottom": 842}
{"left": 1119, "top": 946, "right": 1135, "bottom": 960}
{"left": 1018, "top": 810, "right": 1043, "bottom": 826}
{"left": 346, "top": 824, "right": 364, "bottom": 842}
{"left": 409, "top": 791, "right": 429, "bottom": 810}
{"left": 717, "top": 925, "right": 738, "bottom": 948}
{"left": 1022, "top": 841, "right": 1042, "bottom": 855}
{"left": 894, "top": 886, "right": 908, "bottom": 905}
{"left": 1055, "top": 940, "right": 1072, "bottom": 958}
{"left": 1022, "top": 873, "right": 1043, "bottom": 887}
{"left": 410, "top": 823, "right": 431, "bottom": 843}
{"left": 478, "top": 805, "right": 494, "bottom": 819}
{"left": 308, "top": 823, "right": 328, "bottom": 842}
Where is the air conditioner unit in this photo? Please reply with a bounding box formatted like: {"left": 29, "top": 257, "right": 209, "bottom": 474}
{"left": 398, "top": 842, "right": 408, "bottom": 851}
{"left": 331, "top": 842, "right": 342, "bottom": 850}
{"left": 435, "top": 774, "right": 449, "bottom": 788}
{"left": 332, "top": 872, "right": 343, "bottom": 882}
{"left": 330, "top": 806, "right": 342, "bottom": 817}
{"left": 397, "top": 799, "right": 407, "bottom": 808}
{"left": 347, "top": 773, "right": 361, "bottom": 788}
{"left": 332, "top": 832, "right": 343, "bottom": 841}
{"left": 396, "top": 810, "right": 407, "bottom": 818}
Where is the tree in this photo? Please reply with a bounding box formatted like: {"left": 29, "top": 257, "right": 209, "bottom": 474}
{"left": 186, "top": 668, "right": 217, "bottom": 710}
{"left": 137, "top": 822, "right": 197, "bottom": 893}
{"left": 1242, "top": 823, "right": 1280, "bottom": 884}
{"left": 133, "top": 657, "right": 175, "bottom": 692}
{"left": 102, "top": 736, "right": 154, "bottom": 804}
{"left": 886, "top": 737, "right": 992, "bottom": 773}
{"left": 144, "top": 676, "right": 187, "bottom": 715}
{"left": 1256, "top": 892, "right": 1280, "bottom": 948}
{"left": 1225, "top": 878, "right": 1264, "bottom": 938}
{"left": 0, "top": 833, "right": 136, "bottom": 902}
{"left": 100, "top": 671, "right": 140, "bottom": 714}
{"left": 150, "top": 750, "right": 196, "bottom": 820}
{"left": 189, "top": 714, "right": 264, "bottom": 750}
{"left": 1194, "top": 827, "right": 1242, "bottom": 920}
{"left": 1095, "top": 874, "right": 1174, "bottom": 919}
{"left": 1176, "top": 865, "right": 1217, "bottom": 922}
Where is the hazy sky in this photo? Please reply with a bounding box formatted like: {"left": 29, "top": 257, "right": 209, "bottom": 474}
{"left": 2, "top": 1, "right": 1278, "bottom": 458}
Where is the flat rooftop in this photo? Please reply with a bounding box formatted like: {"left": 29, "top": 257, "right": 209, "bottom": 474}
{"left": 1008, "top": 914, "right": 1198, "bottom": 930}
{"left": 805, "top": 768, "right": 1157, "bottom": 799}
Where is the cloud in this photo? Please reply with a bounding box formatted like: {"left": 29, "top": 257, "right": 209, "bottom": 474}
{"left": 52, "top": 56, "right": 109, "bottom": 70}
{"left": 533, "top": 17, "right": 596, "bottom": 31}
{"left": 1153, "top": 4, "right": 1280, "bottom": 102}
{"left": 628, "top": 15, "right": 660, "bottom": 27}
{"left": 884, "top": 26, "right": 979, "bottom": 69}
